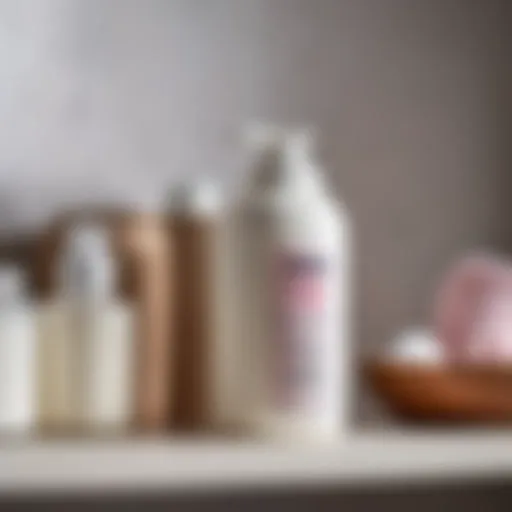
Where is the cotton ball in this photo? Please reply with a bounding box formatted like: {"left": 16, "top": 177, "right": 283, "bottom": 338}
{"left": 388, "top": 328, "right": 445, "bottom": 364}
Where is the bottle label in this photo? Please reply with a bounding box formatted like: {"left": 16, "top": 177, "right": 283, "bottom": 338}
{"left": 275, "top": 253, "right": 328, "bottom": 412}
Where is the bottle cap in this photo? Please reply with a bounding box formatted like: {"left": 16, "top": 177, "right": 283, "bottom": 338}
{"left": 245, "top": 123, "right": 324, "bottom": 194}
{"left": 167, "top": 179, "right": 222, "bottom": 217}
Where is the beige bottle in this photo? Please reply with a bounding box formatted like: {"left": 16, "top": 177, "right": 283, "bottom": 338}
{"left": 38, "top": 221, "right": 136, "bottom": 433}
{"left": 37, "top": 229, "right": 86, "bottom": 432}
{"left": 120, "top": 213, "right": 172, "bottom": 432}
{"left": 38, "top": 306, "right": 79, "bottom": 432}
{"left": 168, "top": 181, "right": 223, "bottom": 431}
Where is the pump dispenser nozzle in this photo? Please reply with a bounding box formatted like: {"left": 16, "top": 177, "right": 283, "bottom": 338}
{"left": 60, "top": 223, "right": 116, "bottom": 302}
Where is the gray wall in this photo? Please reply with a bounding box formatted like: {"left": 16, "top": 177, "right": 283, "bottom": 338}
{"left": 0, "top": 0, "right": 509, "bottom": 420}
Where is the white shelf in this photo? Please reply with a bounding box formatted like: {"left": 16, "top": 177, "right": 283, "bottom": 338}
{"left": 3, "top": 432, "right": 512, "bottom": 495}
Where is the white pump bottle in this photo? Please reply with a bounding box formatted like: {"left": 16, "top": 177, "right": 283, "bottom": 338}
{"left": 71, "top": 224, "right": 135, "bottom": 432}
{"left": 236, "top": 127, "right": 352, "bottom": 441}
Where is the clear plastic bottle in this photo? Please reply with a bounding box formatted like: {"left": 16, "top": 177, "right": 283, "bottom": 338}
{"left": 236, "top": 127, "right": 352, "bottom": 441}
{"left": 0, "top": 267, "right": 36, "bottom": 434}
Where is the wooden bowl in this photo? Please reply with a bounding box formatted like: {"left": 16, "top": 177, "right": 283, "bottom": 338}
{"left": 365, "top": 361, "right": 512, "bottom": 423}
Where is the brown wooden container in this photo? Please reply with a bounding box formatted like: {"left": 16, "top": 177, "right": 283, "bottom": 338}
{"left": 170, "top": 214, "right": 216, "bottom": 432}
{"left": 34, "top": 208, "right": 173, "bottom": 432}
{"left": 120, "top": 213, "right": 173, "bottom": 432}
{"left": 366, "top": 361, "right": 512, "bottom": 424}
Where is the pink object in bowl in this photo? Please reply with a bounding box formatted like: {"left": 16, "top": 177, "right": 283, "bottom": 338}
{"left": 466, "top": 290, "right": 512, "bottom": 363}
{"left": 434, "top": 254, "right": 512, "bottom": 363}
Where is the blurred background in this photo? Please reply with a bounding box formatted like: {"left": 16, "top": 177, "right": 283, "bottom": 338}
{"left": 2, "top": 0, "right": 512, "bottom": 508}
{"left": 0, "top": 0, "right": 510, "bottom": 423}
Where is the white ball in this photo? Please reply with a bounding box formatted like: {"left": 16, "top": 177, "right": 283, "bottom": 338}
{"left": 388, "top": 328, "right": 445, "bottom": 364}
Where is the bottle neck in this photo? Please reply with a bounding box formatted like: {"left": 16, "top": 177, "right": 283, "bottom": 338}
{"left": 0, "top": 267, "right": 26, "bottom": 308}
{"left": 64, "top": 254, "right": 114, "bottom": 303}
{"left": 168, "top": 180, "right": 222, "bottom": 219}
{"left": 59, "top": 224, "right": 116, "bottom": 303}
{"left": 248, "top": 129, "right": 326, "bottom": 200}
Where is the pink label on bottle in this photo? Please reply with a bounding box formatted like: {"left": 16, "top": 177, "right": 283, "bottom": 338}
{"left": 275, "top": 253, "right": 327, "bottom": 411}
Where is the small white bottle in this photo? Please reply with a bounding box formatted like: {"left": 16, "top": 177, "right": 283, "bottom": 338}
{"left": 38, "top": 223, "right": 134, "bottom": 433}
{"left": 0, "top": 267, "right": 36, "bottom": 434}
{"left": 236, "top": 127, "right": 352, "bottom": 441}
{"left": 70, "top": 224, "right": 135, "bottom": 432}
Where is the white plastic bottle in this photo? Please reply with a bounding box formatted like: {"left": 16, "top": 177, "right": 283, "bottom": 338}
{"left": 38, "top": 223, "right": 134, "bottom": 433}
{"left": 0, "top": 267, "right": 36, "bottom": 434}
{"left": 236, "top": 127, "right": 351, "bottom": 441}
{"left": 70, "top": 224, "right": 135, "bottom": 432}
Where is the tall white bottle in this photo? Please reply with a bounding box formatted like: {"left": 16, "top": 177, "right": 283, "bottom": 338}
{"left": 237, "top": 127, "right": 351, "bottom": 440}
{"left": 0, "top": 267, "right": 36, "bottom": 434}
